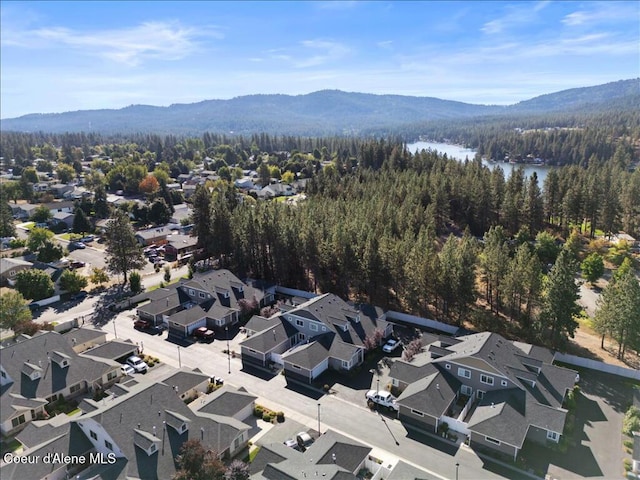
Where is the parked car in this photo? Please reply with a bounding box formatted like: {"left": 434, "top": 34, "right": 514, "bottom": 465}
{"left": 126, "top": 355, "right": 148, "bottom": 373}
{"left": 70, "top": 291, "right": 88, "bottom": 301}
{"left": 382, "top": 339, "right": 402, "bottom": 353}
{"left": 69, "top": 241, "right": 86, "bottom": 250}
{"left": 121, "top": 364, "right": 135, "bottom": 376}
{"left": 194, "top": 327, "right": 215, "bottom": 341}
{"left": 80, "top": 235, "right": 95, "bottom": 243}
{"left": 365, "top": 390, "right": 399, "bottom": 411}
{"left": 134, "top": 319, "right": 152, "bottom": 330}
{"left": 69, "top": 261, "right": 86, "bottom": 270}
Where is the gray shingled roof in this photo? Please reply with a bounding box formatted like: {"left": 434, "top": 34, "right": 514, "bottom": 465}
{"left": 82, "top": 339, "right": 138, "bottom": 361}
{"left": 0, "top": 332, "right": 119, "bottom": 426}
{"left": 240, "top": 320, "right": 298, "bottom": 353}
{"left": 196, "top": 386, "right": 257, "bottom": 418}
{"left": 161, "top": 368, "right": 209, "bottom": 396}
{"left": 78, "top": 382, "right": 248, "bottom": 479}
{"left": 61, "top": 327, "right": 107, "bottom": 346}
{"left": 397, "top": 369, "right": 460, "bottom": 418}
{"left": 137, "top": 290, "right": 182, "bottom": 316}
{"left": 308, "top": 430, "right": 371, "bottom": 473}
{"left": 282, "top": 338, "right": 330, "bottom": 369}
{"left": 169, "top": 304, "right": 209, "bottom": 326}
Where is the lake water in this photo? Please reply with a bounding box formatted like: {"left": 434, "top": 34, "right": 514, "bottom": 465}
{"left": 407, "top": 141, "right": 550, "bottom": 184}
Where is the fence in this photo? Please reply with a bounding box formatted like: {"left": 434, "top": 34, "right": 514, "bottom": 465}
{"left": 385, "top": 310, "right": 459, "bottom": 335}
{"left": 554, "top": 352, "right": 640, "bottom": 380}
{"left": 52, "top": 317, "right": 80, "bottom": 333}
{"left": 274, "top": 286, "right": 318, "bottom": 300}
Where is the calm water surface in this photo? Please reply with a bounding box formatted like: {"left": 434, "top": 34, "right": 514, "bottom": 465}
{"left": 407, "top": 141, "right": 550, "bottom": 184}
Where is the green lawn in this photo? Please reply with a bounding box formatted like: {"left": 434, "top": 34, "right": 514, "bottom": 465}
{"left": 22, "top": 222, "right": 35, "bottom": 230}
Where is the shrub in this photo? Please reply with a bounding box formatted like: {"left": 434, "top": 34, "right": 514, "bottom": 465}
{"left": 276, "top": 411, "right": 285, "bottom": 423}
{"left": 253, "top": 406, "right": 264, "bottom": 417}
{"left": 262, "top": 412, "right": 272, "bottom": 422}
{"left": 623, "top": 406, "right": 640, "bottom": 436}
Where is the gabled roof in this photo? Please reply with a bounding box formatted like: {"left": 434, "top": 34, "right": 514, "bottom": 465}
{"left": 307, "top": 430, "right": 371, "bottom": 473}
{"left": 160, "top": 368, "right": 209, "bottom": 396}
{"left": 194, "top": 385, "right": 257, "bottom": 418}
{"left": 240, "top": 319, "right": 298, "bottom": 352}
{"left": 0, "top": 331, "right": 118, "bottom": 426}
{"left": 135, "top": 226, "right": 171, "bottom": 240}
{"left": 0, "top": 257, "right": 32, "bottom": 275}
{"left": 396, "top": 368, "right": 460, "bottom": 418}
{"left": 78, "top": 381, "right": 249, "bottom": 479}
{"left": 168, "top": 304, "right": 209, "bottom": 326}
{"left": 282, "top": 337, "right": 331, "bottom": 369}
{"left": 61, "top": 327, "right": 107, "bottom": 347}
{"left": 81, "top": 339, "right": 138, "bottom": 361}
{"left": 467, "top": 389, "right": 567, "bottom": 448}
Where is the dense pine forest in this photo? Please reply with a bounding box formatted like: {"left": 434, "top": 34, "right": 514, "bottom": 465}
{"left": 1, "top": 125, "right": 639, "bottom": 352}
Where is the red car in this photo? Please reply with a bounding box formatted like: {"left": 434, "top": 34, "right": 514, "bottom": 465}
{"left": 194, "top": 327, "right": 215, "bottom": 341}
{"left": 134, "top": 319, "right": 152, "bottom": 330}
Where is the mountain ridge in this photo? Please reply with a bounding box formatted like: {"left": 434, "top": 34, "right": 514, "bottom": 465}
{"left": 2, "top": 79, "right": 637, "bottom": 135}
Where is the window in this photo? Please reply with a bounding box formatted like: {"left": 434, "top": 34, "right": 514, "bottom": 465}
{"left": 181, "top": 424, "right": 187, "bottom": 432}
{"left": 108, "top": 371, "right": 117, "bottom": 381}
{"left": 61, "top": 360, "right": 68, "bottom": 367}
{"left": 199, "top": 292, "right": 205, "bottom": 298}
{"left": 11, "top": 414, "right": 26, "bottom": 428}
{"left": 342, "top": 360, "right": 350, "bottom": 369}
{"left": 105, "top": 440, "right": 113, "bottom": 450}
{"left": 458, "top": 368, "right": 471, "bottom": 379}
{"left": 445, "top": 364, "right": 451, "bottom": 370}
{"left": 461, "top": 385, "right": 473, "bottom": 396}
{"left": 189, "top": 289, "right": 194, "bottom": 296}
{"left": 70, "top": 384, "right": 81, "bottom": 394}
{"left": 411, "top": 409, "right": 424, "bottom": 417}
{"left": 477, "top": 390, "right": 485, "bottom": 399}
{"left": 296, "top": 319, "right": 304, "bottom": 327}
{"left": 501, "top": 380, "right": 508, "bottom": 387}
{"left": 1, "top": 371, "right": 6, "bottom": 378}
{"left": 485, "top": 436, "right": 501, "bottom": 445}
{"left": 322, "top": 326, "right": 326, "bottom": 331}
{"left": 149, "top": 444, "right": 156, "bottom": 453}
{"left": 480, "top": 374, "right": 494, "bottom": 386}
{"left": 249, "top": 349, "right": 256, "bottom": 354}
{"left": 547, "top": 431, "right": 560, "bottom": 442}
{"left": 310, "top": 323, "right": 318, "bottom": 331}
{"left": 90, "top": 430, "right": 98, "bottom": 441}
{"left": 292, "top": 364, "right": 301, "bottom": 370}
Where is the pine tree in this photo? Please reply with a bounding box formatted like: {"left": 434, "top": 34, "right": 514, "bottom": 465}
{"left": 104, "top": 210, "right": 145, "bottom": 284}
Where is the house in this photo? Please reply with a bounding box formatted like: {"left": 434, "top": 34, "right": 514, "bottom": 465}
{"left": 49, "top": 183, "right": 74, "bottom": 198}
{"left": 257, "top": 183, "right": 294, "bottom": 199}
{"left": 169, "top": 203, "right": 193, "bottom": 225}
{"left": 136, "top": 288, "right": 188, "bottom": 326}
{"left": 160, "top": 368, "right": 211, "bottom": 403}
{"left": 138, "top": 269, "right": 275, "bottom": 336}
{"left": 234, "top": 176, "right": 256, "bottom": 190}
{"left": 2, "top": 380, "right": 252, "bottom": 480}
{"left": 239, "top": 293, "right": 392, "bottom": 383}
{"left": 135, "top": 225, "right": 171, "bottom": 246}
{"left": 0, "top": 257, "right": 32, "bottom": 286}
{"left": 61, "top": 327, "right": 108, "bottom": 353}
{"left": 193, "top": 385, "right": 257, "bottom": 421}
{"left": 164, "top": 233, "right": 198, "bottom": 262}
{"left": 82, "top": 339, "right": 140, "bottom": 364}
{"left": 51, "top": 211, "right": 74, "bottom": 229}
{"left": 250, "top": 429, "right": 371, "bottom": 479}
{"left": 0, "top": 331, "right": 121, "bottom": 436}
{"left": 390, "top": 332, "right": 578, "bottom": 461}
{"left": 32, "top": 182, "right": 50, "bottom": 193}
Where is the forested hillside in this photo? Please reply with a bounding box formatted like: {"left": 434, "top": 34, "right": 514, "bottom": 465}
{"left": 2, "top": 79, "right": 637, "bottom": 136}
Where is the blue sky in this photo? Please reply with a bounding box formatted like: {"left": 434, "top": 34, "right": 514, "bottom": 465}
{"left": 1, "top": 1, "right": 638, "bottom": 119}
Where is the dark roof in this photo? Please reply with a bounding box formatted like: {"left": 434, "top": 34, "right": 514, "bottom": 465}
{"left": 389, "top": 362, "right": 438, "bottom": 386}
{"left": 161, "top": 369, "right": 209, "bottom": 396}
{"left": 136, "top": 290, "right": 183, "bottom": 316}
{"left": 397, "top": 369, "right": 460, "bottom": 418}
{"left": 282, "top": 337, "right": 331, "bottom": 370}
{"left": 249, "top": 442, "right": 290, "bottom": 475}
{"left": 79, "top": 382, "right": 248, "bottom": 479}
{"left": 82, "top": 339, "right": 138, "bottom": 361}
{"left": 240, "top": 319, "right": 298, "bottom": 353}
{"left": 2, "top": 422, "right": 93, "bottom": 480}
{"left": 135, "top": 226, "right": 171, "bottom": 240}
{"left": 61, "top": 327, "right": 107, "bottom": 346}
{"left": 196, "top": 386, "right": 257, "bottom": 418}
{"left": 245, "top": 315, "right": 278, "bottom": 333}
{"left": 467, "top": 389, "right": 567, "bottom": 448}
{"left": 0, "top": 332, "right": 118, "bottom": 426}
{"left": 168, "top": 304, "right": 209, "bottom": 326}
{"left": 386, "top": 460, "right": 441, "bottom": 480}
{"left": 309, "top": 430, "right": 371, "bottom": 473}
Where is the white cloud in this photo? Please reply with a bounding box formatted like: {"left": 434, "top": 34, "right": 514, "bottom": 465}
{"left": 562, "top": 2, "right": 639, "bottom": 27}
{"left": 4, "top": 21, "right": 222, "bottom": 66}
{"left": 294, "top": 40, "right": 351, "bottom": 68}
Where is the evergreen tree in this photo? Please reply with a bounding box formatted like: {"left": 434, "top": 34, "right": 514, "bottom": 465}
{"left": 105, "top": 210, "right": 145, "bottom": 284}
{"left": 72, "top": 207, "right": 92, "bottom": 234}
{"left": 539, "top": 248, "right": 581, "bottom": 347}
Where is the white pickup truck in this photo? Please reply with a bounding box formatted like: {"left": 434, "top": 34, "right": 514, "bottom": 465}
{"left": 365, "top": 390, "right": 399, "bottom": 411}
